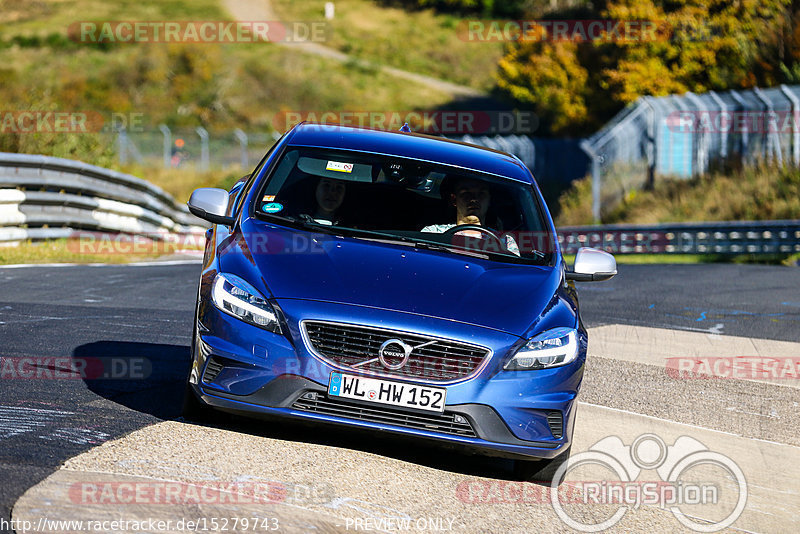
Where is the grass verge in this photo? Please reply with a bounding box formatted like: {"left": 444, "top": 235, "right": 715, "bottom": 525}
{"left": 556, "top": 164, "right": 800, "bottom": 226}
{"left": 0, "top": 238, "right": 168, "bottom": 265}
{"left": 270, "top": 0, "right": 504, "bottom": 91}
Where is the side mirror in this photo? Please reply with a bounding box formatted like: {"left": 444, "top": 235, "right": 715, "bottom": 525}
{"left": 565, "top": 247, "right": 617, "bottom": 282}
{"left": 187, "top": 188, "right": 234, "bottom": 226}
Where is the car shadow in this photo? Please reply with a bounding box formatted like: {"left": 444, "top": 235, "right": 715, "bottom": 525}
{"left": 76, "top": 340, "right": 550, "bottom": 485}
{"left": 76, "top": 341, "right": 191, "bottom": 420}
{"left": 208, "top": 414, "right": 534, "bottom": 483}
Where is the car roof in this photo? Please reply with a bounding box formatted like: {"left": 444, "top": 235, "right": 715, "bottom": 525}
{"left": 284, "top": 122, "right": 535, "bottom": 184}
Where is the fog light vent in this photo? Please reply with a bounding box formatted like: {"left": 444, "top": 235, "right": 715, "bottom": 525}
{"left": 202, "top": 357, "right": 224, "bottom": 383}
{"left": 546, "top": 411, "right": 563, "bottom": 439}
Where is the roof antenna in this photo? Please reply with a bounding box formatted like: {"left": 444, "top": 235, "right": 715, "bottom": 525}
{"left": 399, "top": 122, "right": 412, "bottom": 132}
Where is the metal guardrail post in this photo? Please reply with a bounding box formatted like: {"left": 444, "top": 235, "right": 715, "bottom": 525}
{"left": 233, "top": 129, "right": 248, "bottom": 169}
{"left": 684, "top": 92, "right": 708, "bottom": 175}
{"left": 753, "top": 87, "right": 782, "bottom": 165}
{"left": 729, "top": 90, "right": 749, "bottom": 167}
{"left": 708, "top": 91, "right": 728, "bottom": 159}
{"left": 641, "top": 97, "right": 657, "bottom": 188}
{"left": 195, "top": 127, "right": 209, "bottom": 172}
{"left": 580, "top": 140, "right": 601, "bottom": 223}
{"left": 158, "top": 125, "right": 171, "bottom": 170}
{"left": 780, "top": 84, "right": 800, "bottom": 167}
{"left": 669, "top": 94, "right": 694, "bottom": 177}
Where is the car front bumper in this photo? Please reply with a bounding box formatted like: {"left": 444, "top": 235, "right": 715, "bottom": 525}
{"left": 191, "top": 298, "right": 584, "bottom": 460}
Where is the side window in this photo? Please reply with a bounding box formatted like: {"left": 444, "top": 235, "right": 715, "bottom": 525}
{"left": 237, "top": 133, "right": 287, "bottom": 217}
{"left": 227, "top": 176, "right": 249, "bottom": 216}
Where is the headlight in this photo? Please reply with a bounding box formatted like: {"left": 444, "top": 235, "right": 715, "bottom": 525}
{"left": 504, "top": 327, "right": 578, "bottom": 370}
{"left": 211, "top": 273, "right": 281, "bottom": 333}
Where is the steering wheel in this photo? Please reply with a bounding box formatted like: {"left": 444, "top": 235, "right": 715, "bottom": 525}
{"left": 442, "top": 224, "right": 505, "bottom": 251}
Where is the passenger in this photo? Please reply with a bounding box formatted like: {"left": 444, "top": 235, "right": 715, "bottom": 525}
{"left": 422, "top": 178, "right": 520, "bottom": 255}
{"left": 312, "top": 177, "right": 346, "bottom": 225}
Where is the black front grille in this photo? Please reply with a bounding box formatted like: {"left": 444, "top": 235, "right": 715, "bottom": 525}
{"left": 546, "top": 411, "right": 563, "bottom": 439}
{"left": 202, "top": 357, "right": 224, "bottom": 383}
{"left": 303, "top": 321, "right": 490, "bottom": 382}
{"left": 292, "top": 392, "right": 476, "bottom": 437}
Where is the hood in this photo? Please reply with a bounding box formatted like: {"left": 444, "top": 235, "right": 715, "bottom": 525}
{"left": 222, "top": 221, "right": 563, "bottom": 336}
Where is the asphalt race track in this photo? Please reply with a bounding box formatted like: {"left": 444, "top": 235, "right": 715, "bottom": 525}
{"left": 577, "top": 263, "right": 800, "bottom": 342}
{"left": 1, "top": 262, "right": 798, "bottom": 533}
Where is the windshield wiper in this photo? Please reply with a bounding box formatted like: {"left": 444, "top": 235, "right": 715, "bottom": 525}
{"left": 259, "top": 214, "right": 339, "bottom": 235}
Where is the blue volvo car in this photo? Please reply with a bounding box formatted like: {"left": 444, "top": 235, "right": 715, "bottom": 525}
{"left": 185, "top": 123, "right": 616, "bottom": 481}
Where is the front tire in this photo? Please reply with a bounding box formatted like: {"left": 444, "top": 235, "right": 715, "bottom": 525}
{"left": 181, "top": 379, "right": 212, "bottom": 421}
{"left": 181, "top": 294, "right": 214, "bottom": 421}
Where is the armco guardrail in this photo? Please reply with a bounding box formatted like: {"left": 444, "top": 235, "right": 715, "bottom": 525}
{"left": 558, "top": 220, "right": 800, "bottom": 255}
{"left": 0, "top": 152, "right": 207, "bottom": 242}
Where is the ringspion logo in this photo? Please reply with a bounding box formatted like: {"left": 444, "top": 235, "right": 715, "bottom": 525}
{"left": 551, "top": 434, "right": 747, "bottom": 532}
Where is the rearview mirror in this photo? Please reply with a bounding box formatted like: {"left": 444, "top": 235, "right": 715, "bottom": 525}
{"left": 187, "top": 188, "right": 234, "bottom": 226}
{"left": 565, "top": 248, "right": 617, "bottom": 282}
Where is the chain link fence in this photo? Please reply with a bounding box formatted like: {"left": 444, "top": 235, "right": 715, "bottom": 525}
{"left": 452, "top": 135, "right": 588, "bottom": 189}
{"left": 581, "top": 84, "right": 800, "bottom": 221}
{"left": 116, "top": 128, "right": 591, "bottom": 186}
{"left": 114, "top": 82, "right": 800, "bottom": 218}
{"left": 116, "top": 126, "right": 280, "bottom": 172}
{"left": 115, "top": 127, "right": 594, "bottom": 197}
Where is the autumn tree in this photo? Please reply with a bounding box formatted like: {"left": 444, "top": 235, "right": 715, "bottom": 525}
{"left": 496, "top": 0, "right": 794, "bottom": 135}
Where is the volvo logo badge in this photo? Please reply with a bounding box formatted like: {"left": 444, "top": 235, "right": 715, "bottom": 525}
{"left": 377, "top": 339, "right": 437, "bottom": 370}
{"left": 378, "top": 339, "right": 411, "bottom": 370}
{"left": 350, "top": 338, "right": 437, "bottom": 371}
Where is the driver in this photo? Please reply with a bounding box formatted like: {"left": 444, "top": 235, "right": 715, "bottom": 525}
{"left": 422, "top": 178, "right": 520, "bottom": 256}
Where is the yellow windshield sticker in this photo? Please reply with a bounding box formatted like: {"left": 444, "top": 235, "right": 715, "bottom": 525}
{"left": 326, "top": 161, "right": 354, "bottom": 173}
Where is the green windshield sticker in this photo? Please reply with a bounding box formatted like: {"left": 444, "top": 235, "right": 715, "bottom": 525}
{"left": 261, "top": 202, "right": 283, "bottom": 213}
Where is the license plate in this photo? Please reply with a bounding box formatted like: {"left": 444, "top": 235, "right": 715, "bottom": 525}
{"left": 328, "top": 372, "right": 446, "bottom": 413}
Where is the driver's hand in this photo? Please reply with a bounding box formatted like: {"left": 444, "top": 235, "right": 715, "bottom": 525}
{"left": 455, "top": 216, "right": 483, "bottom": 238}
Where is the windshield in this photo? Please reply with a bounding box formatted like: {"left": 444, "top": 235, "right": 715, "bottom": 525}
{"left": 253, "top": 147, "right": 555, "bottom": 264}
